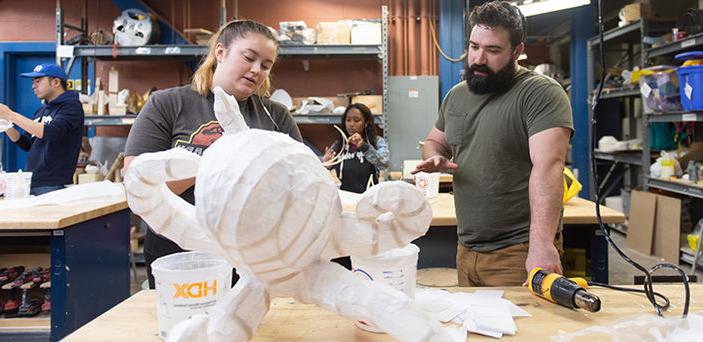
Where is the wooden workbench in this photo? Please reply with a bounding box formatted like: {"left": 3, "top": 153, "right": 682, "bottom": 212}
{"left": 405, "top": 194, "right": 625, "bottom": 283}
{"left": 0, "top": 199, "right": 128, "bottom": 230}
{"left": 64, "top": 284, "right": 702, "bottom": 341}
{"left": 425, "top": 193, "right": 625, "bottom": 226}
{"left": 0, "top": 197, "right": 131, "bottom": 341}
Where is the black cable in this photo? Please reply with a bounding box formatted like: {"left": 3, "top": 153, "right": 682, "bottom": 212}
{"left": 588, "top": 281, "right": 670, "bottom": 310}
{"left": 590, "top": 0, "right": 691, "bottom": 318}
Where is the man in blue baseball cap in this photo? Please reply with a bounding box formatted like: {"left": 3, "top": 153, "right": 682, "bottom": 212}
{"left": 0, "top": 63, "right": 84, "bottom": 195}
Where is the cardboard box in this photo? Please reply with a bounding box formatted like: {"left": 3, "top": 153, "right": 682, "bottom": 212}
{"left": 184, "top": 28, "right": 213, "bottom": 46}
{"left": 652, "top": 194, "right": 681, "bottom": 264}
{"left": 351, "top": 95, "right": 383, "bottom": 114}
{"left": 626, "top": 190, "right": 681, "bottom": 264}
{"left": 626, "top": 190, "right": 656, "bottom": 254}
{"left": 622, "top": 3, "right": 652, "bottom": 22}
{"left": 351, "top": 21, "right": 381, "bottom": 45}
{"left": 316, "top": 21, "right": 350, "bottom": 45}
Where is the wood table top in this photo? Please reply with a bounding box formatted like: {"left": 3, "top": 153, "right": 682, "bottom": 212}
{"left": 0, "top": 198, "right": 128, "bottom": 230}
{"left": 64, "top": 284, "right": 701, "bottom": 341}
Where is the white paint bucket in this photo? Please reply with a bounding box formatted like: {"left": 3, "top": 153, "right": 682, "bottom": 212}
{"left": 151, "top": 251, "right": 232, "bottom": 338}
{"left": 351, "top": 243, "right": 420, "bottom": 332}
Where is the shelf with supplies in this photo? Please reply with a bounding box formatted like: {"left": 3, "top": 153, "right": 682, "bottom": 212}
{"left": 83, "top": 115, "right": 137, "bottom": 126}
{"left": 585, "top": 19, "right": 672, "bottom": 199}
{"left": 645, "top": 111, "right": 703, "bottom": 122}
{"left": 593, "top": 150, "right": 646, "bottom": 166}
{"left": 645, "top": 177, "right": 703, "bottom": 199}
{"left": 645, "top": 31, "right": 703, "bottom": 58}
{"left": 83, "top": 114, "right": 384, "bottom": 126}
{"left": 292, "top": 114, "right": 384, "bottom": 125}
{"left": 596, "top": 86, "right": 641, "bottom": 99}
{"left": 62, "top": 44, "right": 383, "bottom": 61}
{"left": 588, "top": 21, "right": 644, "bottom": 46}
{"left": 681, "top": 247, "right": 703, "bottom": 268}
{"left": 60, "top": 4, "right": 390, "bottom": 135}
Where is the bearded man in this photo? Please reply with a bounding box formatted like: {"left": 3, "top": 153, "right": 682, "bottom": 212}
{"left": 413, "top": 1, "right": 574, "bottom": 286}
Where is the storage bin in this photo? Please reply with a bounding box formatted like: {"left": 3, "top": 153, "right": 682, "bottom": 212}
{"left": 676, "top": 65, "right": 703, "bottom": 111}
{"left": 639, "top": 66, "right": 682, "bottom": 113}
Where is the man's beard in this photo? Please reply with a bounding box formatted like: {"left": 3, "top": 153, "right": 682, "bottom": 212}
{"left": 465, "top": 61, "right": 517, "bottom": 95}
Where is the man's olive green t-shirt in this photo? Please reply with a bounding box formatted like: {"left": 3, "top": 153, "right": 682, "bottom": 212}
{"left": 435, "top": 67, "right": 574, "bottom": 252}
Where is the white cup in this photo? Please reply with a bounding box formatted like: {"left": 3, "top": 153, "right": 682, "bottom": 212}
{"left": 2, "top": 172, "right": 32, "bottom": 199}
{"left": 414, "top": 172, "right": 439, "bottom": 198}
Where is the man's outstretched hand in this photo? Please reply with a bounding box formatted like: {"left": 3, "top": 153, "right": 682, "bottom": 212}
{"left": 410, "top": 156, "right": 459, "bottom": 174}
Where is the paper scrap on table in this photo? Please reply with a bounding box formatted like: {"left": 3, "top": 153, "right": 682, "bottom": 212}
{"left": 0, "top": 181, "right": 124, "bottom": 208}
{"left": 415, "top": 287, "right": 530, "bottom": 339}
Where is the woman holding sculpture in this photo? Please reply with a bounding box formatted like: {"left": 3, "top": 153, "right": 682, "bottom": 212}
{"left": 124, "top": 20, "right": 302, "bottom": 288}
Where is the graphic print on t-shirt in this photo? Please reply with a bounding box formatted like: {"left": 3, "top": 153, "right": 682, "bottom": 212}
{"left": 174, "top": 120, "right": 223, "bottom": 155}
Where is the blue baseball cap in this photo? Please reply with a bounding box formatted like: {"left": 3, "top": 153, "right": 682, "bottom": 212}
{"left": 20, "top": 63, "right": 68, "bottom": 81}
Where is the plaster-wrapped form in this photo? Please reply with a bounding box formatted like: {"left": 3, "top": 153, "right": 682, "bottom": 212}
{"left": 124, "top": 87, "right": 453, "bottom": 341}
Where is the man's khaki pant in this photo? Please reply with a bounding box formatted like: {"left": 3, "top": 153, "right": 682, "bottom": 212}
{"left": 456, "top": 232, "right": 564, "bottom": 287}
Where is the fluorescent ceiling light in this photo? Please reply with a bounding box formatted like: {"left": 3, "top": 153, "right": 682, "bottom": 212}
{"left": 517, "top": 0, "right": 590, "bottom": 17}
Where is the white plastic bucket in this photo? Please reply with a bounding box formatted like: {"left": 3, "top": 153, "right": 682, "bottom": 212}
{"left": 151, "top": 251, "right": 232, "bottom": 338}
{"left": 414, "top": 172, "right": 439, "bottom": 198}
{"left": 351, "top": 243, "right": 420, "bottom": 332}
{"left": 2, "top": 171, "right": 32, "bottom": 199}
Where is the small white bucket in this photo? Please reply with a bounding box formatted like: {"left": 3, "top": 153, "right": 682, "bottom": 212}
{"left": 151, "top": 251, "right": 232, "bottom": 338}
{"left": 351, "top": 243, "right": 420, "bottom": 333}
{"left": 414, "top": 172, "right": 439, "bottom": 198}
{"left": 2, "top": 171, "right": 32, "bottom": 199}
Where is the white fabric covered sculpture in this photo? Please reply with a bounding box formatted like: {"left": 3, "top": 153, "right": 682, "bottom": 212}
{"left": 124, "top": 87, "right": 452, "bottom": 341}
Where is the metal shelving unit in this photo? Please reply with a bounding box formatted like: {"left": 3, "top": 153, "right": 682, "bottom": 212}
{"left": 588, "top": 21, "right": 644, "bottom": 47}
{"left": 65, "top": 44, "right": 384, "bottom": 60}
{"left": 84, "top": 114, "right": 383, "bottom": 127}
{"left": 586, "top": 19, "right": 671, "bottom": 201}
{"left": 645, "top": 31, "right": 703, "bottom": 58}
{"left": 83, "top": 115, "right": 137, "bottom": 126}
{"left": 646, "top": 177, "right": 703, "bottom": 199}
{"left": 68, "top": 45, "right": 205, "bottom": 59}
{"left": 645, "top": 111, "right": 703, "bottom": 123}
{"left": 593, "top": 151, "right": 646, "bottom": 166}
{"left": 59, "top": 7, "right": 389, "bottom": 128}
{"left": 292, "top": 114, "right": 383, "bottom": 125}
{"left": 597, "top": 87, "right": 641, "bottom": 99}
{"left": 681, "top": 247, "right": 703, "bottom": 268}
{"left": 639, "top": 21, "right": 703, "bottom": 269}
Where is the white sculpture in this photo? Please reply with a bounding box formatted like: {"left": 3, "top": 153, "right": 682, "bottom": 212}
{"left": 124, "top": 87, "right": 451, "bottom": 341}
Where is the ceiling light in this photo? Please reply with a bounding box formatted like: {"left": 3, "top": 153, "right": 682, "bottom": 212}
{"left": 518, "top": 0, "right": 590, "bottom": 17}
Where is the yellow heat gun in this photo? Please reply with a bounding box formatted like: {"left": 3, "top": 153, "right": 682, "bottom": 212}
{"left": 528, "top": 268, "right": 601, "bottom": 312}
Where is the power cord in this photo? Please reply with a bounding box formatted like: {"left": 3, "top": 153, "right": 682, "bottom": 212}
{"left": 589, "top": 0, "right": 691, "bottom": 317}
{"left": 588, "top": 281, "right": 671, "bottom": 311}
{"left": 429, "top": 20, "right": 467, "bottom": 62}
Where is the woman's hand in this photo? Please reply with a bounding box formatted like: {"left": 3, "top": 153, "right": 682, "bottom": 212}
{"left": 322, "top": 146, "right": 336, "bottom": 162}
{"left": 348, "top": 133, "right": 364, "bottom": 148}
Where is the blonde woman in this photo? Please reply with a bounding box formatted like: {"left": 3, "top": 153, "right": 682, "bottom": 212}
{"left": 124, "top": 20, "right": 302, "bottom": 288}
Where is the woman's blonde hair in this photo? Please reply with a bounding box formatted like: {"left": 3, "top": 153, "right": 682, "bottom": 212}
{"left": 191, "top": 19, "right": 278, "bottom": 97}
